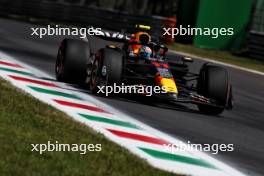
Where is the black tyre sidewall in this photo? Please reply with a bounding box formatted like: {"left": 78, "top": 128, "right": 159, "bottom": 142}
{"left": 55, "top": 39, "right": 90, "bottom": 84}
{"left": 90, "top": 48, "right": 124, "bottom": 95}
{"left": 102, "top": 48, "right": 123, "bottom": 85}
{"left": 197, "top": 65, "right": 229, "bottom": 115}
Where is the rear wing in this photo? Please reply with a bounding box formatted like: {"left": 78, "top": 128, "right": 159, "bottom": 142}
{"left": 93, "top": 28, "right": 131, "bottom": 43}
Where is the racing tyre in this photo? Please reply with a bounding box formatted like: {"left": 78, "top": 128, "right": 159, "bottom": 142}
{"left": 197, "top": 65, "right": 230, "bottom": 115}
{"left": 90, "top": 48, "right": 124, "bottom": 94}
{"left": 56, "top": 39, "right": 90, "bottom": 84}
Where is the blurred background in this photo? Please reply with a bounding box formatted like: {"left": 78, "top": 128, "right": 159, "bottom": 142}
{"left": 0, "top": 0, "right": 263, "bottom": 61}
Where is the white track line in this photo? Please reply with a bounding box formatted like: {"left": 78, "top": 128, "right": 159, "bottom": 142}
{"left": 170, "top": 50, "right": 264, "bottom": 76}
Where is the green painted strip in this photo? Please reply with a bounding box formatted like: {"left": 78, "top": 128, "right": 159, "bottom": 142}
{"left": 79, "top": 113, "right": 140, "bottom": 129}
{"left": 0, "top": 66, "right": 33, "bottom": 76}
{"left": 28, "top": 86, "right": 82, "bottom": 100}
{"left": 139, "top": 147, "right": 218, "bottom": 170}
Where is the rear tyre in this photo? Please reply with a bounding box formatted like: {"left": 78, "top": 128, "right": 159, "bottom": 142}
{"left": 90, "top": 48, "right": 124, "bottom": 94}
{"left": 56, "top": 39, "right": 90, "bottom": 84}
{"left": 197, "top": 65, "right": 230, "bottom": 115}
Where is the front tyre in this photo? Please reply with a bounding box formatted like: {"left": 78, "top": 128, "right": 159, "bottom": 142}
{"left": 197, "top": 65, "right": 231, "bottom": 115}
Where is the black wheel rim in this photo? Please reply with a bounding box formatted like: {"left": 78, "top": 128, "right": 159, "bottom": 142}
{"left": 56, "top": 49, "right": 64, "bottom": 75}
{"left": 91, "top": 59, "right": 99, "bottom": 89}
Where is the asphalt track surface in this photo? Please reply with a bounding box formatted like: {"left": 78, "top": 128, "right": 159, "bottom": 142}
{"left": 0, "top": 18, "right": 264, "bottom": 176}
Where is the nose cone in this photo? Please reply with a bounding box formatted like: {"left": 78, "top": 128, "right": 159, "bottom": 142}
{"left": 160, "top": 78, "right": 178, "bottom": 94}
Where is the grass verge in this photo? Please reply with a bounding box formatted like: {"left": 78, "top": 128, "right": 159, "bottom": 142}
{"left": 169, "top": 43, "right": 264, "bottom": 73}
{"left": 0, "top": 78, "right": 177, "bottom": 176}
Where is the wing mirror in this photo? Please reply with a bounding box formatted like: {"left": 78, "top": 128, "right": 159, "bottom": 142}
{"left": 183, "top": 56, "right": 193, "bottom": 63}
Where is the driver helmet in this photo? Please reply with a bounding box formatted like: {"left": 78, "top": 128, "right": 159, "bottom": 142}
{"left": 128, "top": 32, "right": 151, "bottom": 54}
{"left": 139, "top": 46, "right": 152, "bottom": 59}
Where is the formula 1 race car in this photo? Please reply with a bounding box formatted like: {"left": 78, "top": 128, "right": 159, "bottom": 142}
{"left": 55, "top": 25, "right": 233, "bottom": 115}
